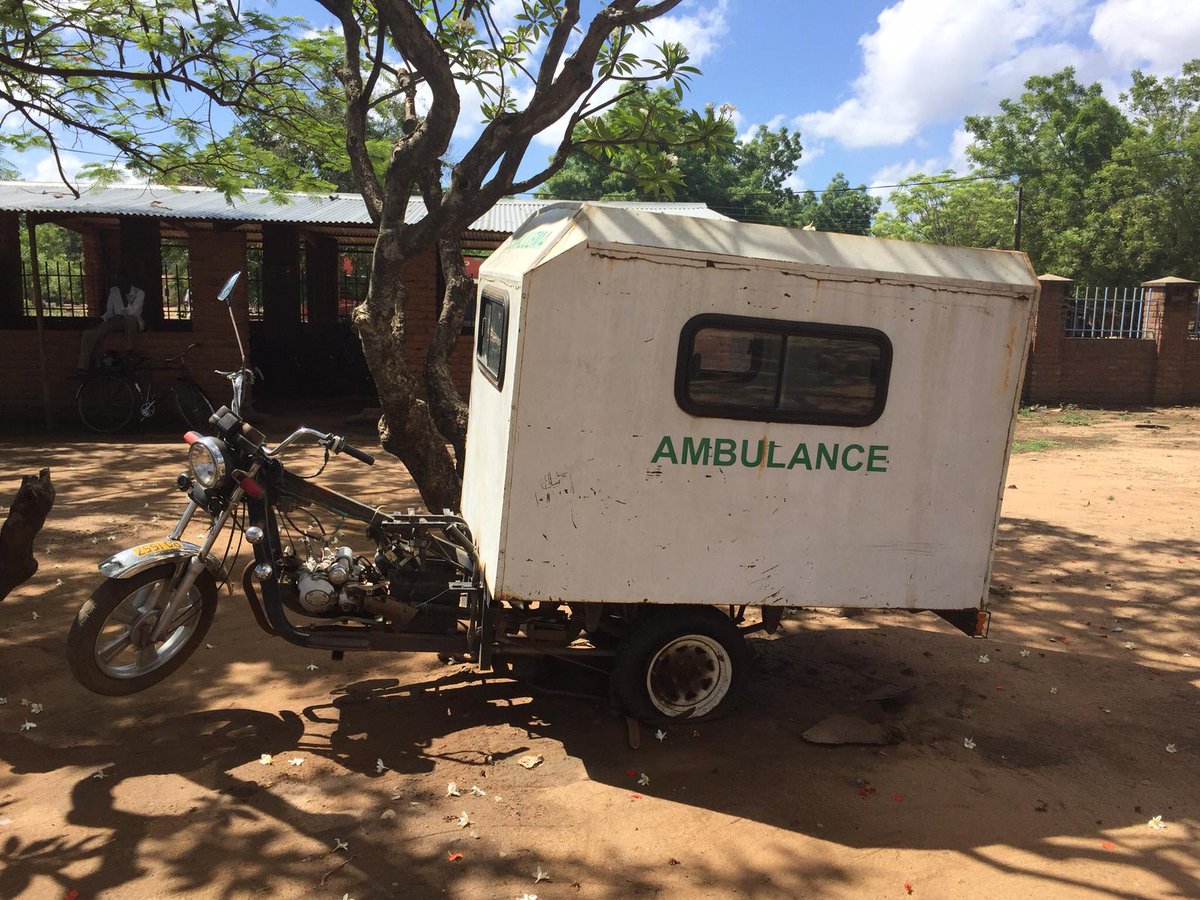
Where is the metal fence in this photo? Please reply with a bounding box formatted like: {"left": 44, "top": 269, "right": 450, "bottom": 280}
{"left": 338, "top": 244, "right": 372, "bottom": 321}
{"left": 161, "top": 239, "right": 191, "bottom": 320}
{"left": 1065, "top": 286, "right": 1152, "bottom": 339}
{"left": 21, "top": 258, "right": 88, "bottom": 317}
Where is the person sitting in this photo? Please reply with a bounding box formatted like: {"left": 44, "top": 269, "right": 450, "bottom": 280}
{"left": 77, "top": 272, "right": 145, "bottom": 372}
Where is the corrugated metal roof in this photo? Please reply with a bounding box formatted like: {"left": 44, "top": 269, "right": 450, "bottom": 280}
{"left": 0, "top": 181, "right": 727, "bottom": 233}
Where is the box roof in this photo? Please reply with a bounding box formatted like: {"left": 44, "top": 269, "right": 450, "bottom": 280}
{"left": 488, "top": 203, "right": 1038, "bottom": 295}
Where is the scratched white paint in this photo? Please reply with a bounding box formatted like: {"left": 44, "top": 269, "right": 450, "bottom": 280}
{"left": 461, "top": 205, "right": 1037, "bottom": 611}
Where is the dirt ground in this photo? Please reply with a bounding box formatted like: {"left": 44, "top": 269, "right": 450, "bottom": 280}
{"left": 0, "top": 404, "right": 1198, "bottom": 899}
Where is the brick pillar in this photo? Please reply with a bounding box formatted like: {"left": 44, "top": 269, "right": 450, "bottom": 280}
{"left": 304, "top": 233, "right": 339, "bottom": 330}
{"left": 120, "top": 218, "right": 163, "bottom": 327}
{"left": 1025, "top": 274, "right": 1072, "bottom": 403}
{"left": 1143, "top": 276, "right": 1199, "bottom": 406}
{"left": 188, "top": 231, "right": 249, "bottom": 398}
{"left": 0, "top": 211, "right": 22, "bottom": 323}
{"left": 261, "top": 223, "right": 301, "bottom": 339}
{"left": 86, "top": 225, "right": 121, "bottom": 316}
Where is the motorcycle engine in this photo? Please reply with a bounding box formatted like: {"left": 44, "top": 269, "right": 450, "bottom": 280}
{"left": 294, "top": 546, "right": 360, "bottom": 614}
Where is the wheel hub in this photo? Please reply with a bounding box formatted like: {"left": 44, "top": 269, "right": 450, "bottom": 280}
{"left": 646, "top": 635, "right": 731, "bottom": 717}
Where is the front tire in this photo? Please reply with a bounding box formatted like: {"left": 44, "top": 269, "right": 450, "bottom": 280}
{"left": 612, "top": 606, "right": 749, "bottom": 725}
{"left": 68, "top": 563, "right": 218, "bottom": 696}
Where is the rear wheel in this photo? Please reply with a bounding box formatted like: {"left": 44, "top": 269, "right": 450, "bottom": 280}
{"left": 67, "top": 563, "right": 218, "bottom": 696}
{"left": 172, "top": 379, "right": 215, "bottom": 431}
{"left": 77, "top": 374, "right": 137, "bottom": 433}
{"left": 612, "top": 606, "right": 749, "bottom": 724}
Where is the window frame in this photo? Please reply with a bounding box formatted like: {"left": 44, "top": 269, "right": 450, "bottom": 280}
{"left": 674, "top": 313, "right": 893, "bottom": 427}
{"left": 475, "top": 288, "right": 509, "bottom": 389}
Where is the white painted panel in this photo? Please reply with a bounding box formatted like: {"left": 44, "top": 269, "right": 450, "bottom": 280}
{"left": 492, "top": 245, "right": 1033, "bottom": 609}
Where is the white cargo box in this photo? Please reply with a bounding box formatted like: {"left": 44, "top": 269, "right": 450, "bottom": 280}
{"left": 461, "top": 204, "right": 1037, "bottom": 615}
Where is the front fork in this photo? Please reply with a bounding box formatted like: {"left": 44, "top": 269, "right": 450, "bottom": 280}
{"left": 149, "top": 483, "right": 247, "bottom": 641}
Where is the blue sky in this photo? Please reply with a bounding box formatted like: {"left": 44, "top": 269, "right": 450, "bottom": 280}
{"left": 9, "top": 0, "right": 1200, "bottom": 204}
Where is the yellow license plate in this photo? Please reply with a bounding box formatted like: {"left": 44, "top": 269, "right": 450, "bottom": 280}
{"left": 132, "top": 540, "right": 184, "bottom": 556}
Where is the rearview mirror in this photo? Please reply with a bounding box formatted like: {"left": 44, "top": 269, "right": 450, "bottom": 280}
{"left": 217, "top": 272, "right": 242, "bottom": 305}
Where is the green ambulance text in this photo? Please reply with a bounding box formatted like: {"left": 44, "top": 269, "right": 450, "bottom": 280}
{"left": 651, "top": 436, "right": 890, "bottom": 473}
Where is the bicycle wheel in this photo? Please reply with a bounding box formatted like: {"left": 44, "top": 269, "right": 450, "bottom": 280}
{"left": 77, "top": 374, "right": 138, "bottom": 433}
{"left": 172, "top": 379, "right": 215, "bottom": 432}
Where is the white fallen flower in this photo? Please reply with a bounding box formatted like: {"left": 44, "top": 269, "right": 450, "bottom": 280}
{"left": 30, "top": 703, "right": 43, "bottom": 714}
{"left": 31, "top": 611, "right": 39, "bottom": 621}
{"left": 93, "top": 768, "right": 108, "bottom": 780}
{"left": 457, "top": 811, "right": 472, "bottom": 828}
{"left": 654, "top": 729, "right": 667, "bottom": 742}
{"left": 19, "top": 720, "right": 36, "bottom": 732}
{"left": 0, "top": 698, "right": 6, "bottom": 705}
{"left": 390, "top": 790, "right": 402, "bottom": 801}
{"left": 533, "top": 866, "right": 550, "bottom": 883}
{"left": 205, "top": 643, "right": 214, "bottom": 650}
{"left": 446, "top": 782, "right": 462, "bottom": 797}
{"left": 55, "top": 579, "right": 63, "bottom": 587}
{"left": 518, "top": 894, "right": 537, "bottom": 900}
{"left": 20, "top": 698, "right": 29, "bottom": 706}
{"left": 306, "top": 662, "right": 319, "bottom": 671}
{"left": 637, "top": 772, "right": 650, "bottom": 786}
{"left": 288, "top": 757, "right": 304, "bottom": 767}
{"left": 963, "top": 737, "right": 976, "bottom": 750}
{"left": 469, "top": 784, "right": 486, "bottom": 797}
{"left": 259, "top": 753, "right": 273, "bottom": 765}
{"left": 1019, "top": 649, "right": 1031, "bottom": 658}
{"left": 375, "top": 758, "right": 387, "bottom": 774}
{"left": 978, "top": 654, "right": 989, "bottom": 664}
{"left": 379, "top": 808, "right": 397, "bottom": 820}
{"left": 1166, "top": 744, "right": 1178, "bottom": 754}
{"left": 1049, "top": 687, "right": 1059, "bottom": 695}
{"left": 1147, "top": 815, "right": 1167, "bottom": 830}
{"left": 333, "top": 838, "right": 349, "bottom": 851}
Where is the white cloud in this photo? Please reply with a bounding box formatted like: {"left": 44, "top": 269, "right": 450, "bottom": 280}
{"left": 871, "top": 157, "right": 947, "bottom": 189}
{"left": 30, "top": 151, "right": 83, "bottom": 182}
{"left": 797, "top": 0, "right": 1092, "bottom": 148}
{"left": 1090, "top": 0, "right": 1200, "bottom": 73}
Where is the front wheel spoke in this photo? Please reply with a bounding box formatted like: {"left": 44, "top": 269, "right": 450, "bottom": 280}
{"left": 97, "top": 630, "right": 133, "bottom": 664}
{"left": 137, "top": 641, "right": 159, "bottom": 668}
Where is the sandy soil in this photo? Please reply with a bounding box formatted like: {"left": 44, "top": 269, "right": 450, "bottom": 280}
{"left": 0, "top": 405, "right": 1197, "bottom": 899}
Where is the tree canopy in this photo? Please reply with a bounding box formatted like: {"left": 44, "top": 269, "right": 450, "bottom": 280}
{"left": 537, "top": 86, "right": 809, "bottom": 225}
{"left": 0, "top": 1, "right": 734, "bottom": 509}
{"left": 872, "top": 173, "right": 1016, "bottom": 248}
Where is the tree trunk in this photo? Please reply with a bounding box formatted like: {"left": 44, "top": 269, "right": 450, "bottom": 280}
{"left": 425, "top": 235, "right": 472, "bottom": 476}
{"left": 356, "top": 251, "right": 462, "bottom": 513}
{"left": 0, "top": 468, "right": 55, "bottom": 602}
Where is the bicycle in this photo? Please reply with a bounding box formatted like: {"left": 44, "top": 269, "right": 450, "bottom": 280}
{"left": 77, "top": 342, "right": 215, "bottom": 434}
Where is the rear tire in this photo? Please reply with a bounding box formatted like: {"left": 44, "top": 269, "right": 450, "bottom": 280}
{"left": 77, "top": 374, "right": 137, "bottom": 433}
{"left": 612, "top": 606, "right": 749, "bottom": 725}
{"left": 68, "top": 563, "right": 218, "bottom": 696}
{"left": 172, "top": 379, "right": 215, "bottom": 432}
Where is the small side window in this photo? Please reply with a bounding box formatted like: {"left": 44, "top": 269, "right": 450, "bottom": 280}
{"left": 475, "top": 290, "right": 508, "bottom": 388}
{"left": 676, "top": 314, "right": 891, "bottom": 426}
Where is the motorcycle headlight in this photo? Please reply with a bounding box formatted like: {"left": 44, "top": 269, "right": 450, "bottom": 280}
{"left": 188, "top": 437, "right": 229, "bottom": 488}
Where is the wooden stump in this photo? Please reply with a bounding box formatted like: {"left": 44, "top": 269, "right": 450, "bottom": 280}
{"left": 0, "top": 468, "right": 55, "bottom": 602}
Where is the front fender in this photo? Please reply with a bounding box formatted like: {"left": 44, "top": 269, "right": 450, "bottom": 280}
{"left": 98, "top": 539, "right": 229, "bottom": 583}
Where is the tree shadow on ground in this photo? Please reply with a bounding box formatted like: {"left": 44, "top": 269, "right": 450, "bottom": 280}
{"left": 1, "top": 433, "right": 1198, "bottom": 896}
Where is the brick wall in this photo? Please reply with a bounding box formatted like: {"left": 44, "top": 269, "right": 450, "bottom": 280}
{"left": 1025, "top": 274, "right": 1199, "bottom": 406}
{"left": 0, "top": 230, "right": 474, "bottom": 422}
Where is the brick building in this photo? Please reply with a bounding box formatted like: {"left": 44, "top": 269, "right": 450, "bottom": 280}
{"left": 0, "top": 182, "right": 723, "bottom": 421}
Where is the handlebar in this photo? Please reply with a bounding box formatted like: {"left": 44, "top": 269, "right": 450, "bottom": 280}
{"left": 263, "top": 427, "right": 374, "bottom": 465}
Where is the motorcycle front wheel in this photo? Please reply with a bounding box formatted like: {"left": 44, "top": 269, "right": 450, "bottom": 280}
{"left": 67, "top": 563, "right": 218, "bottom": 696}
